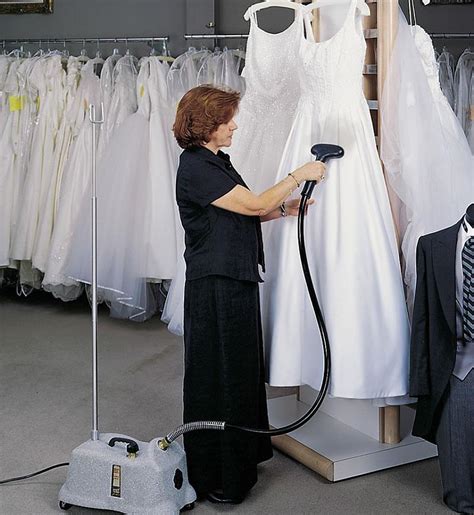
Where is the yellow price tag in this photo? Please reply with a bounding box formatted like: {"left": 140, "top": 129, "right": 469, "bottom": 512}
{"left": 9, "top": 95, "right": 26, "bottom": 112}
{"left": 139, "top": 84, "right": 145, "bottom": 98}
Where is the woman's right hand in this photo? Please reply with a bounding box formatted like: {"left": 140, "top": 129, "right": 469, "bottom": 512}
{"left": 293, "top": 161, "right": 326, "bottom": 184}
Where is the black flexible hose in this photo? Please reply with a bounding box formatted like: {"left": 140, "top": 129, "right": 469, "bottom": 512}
{"left": 225, "top": 193, "right": 331, "bottom": 436}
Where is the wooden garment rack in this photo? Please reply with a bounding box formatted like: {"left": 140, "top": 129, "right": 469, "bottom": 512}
{"left": 267, "top": 0, "right": 438, "bottom": 482}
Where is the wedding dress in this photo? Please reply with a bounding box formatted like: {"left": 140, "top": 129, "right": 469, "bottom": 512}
{"left": 32, "top": 56, "right": 82, "bottom": 272}
{"left": 99, "top": 54, "right": 138, "bottom": 156}
{"left": 2, "top": 57, "right": 43, "bottom": 268}
{"left": 0, "top": 59, "right": 22, "bottom": 266}
{"left": 42, "top": 58, "right": 102, "bottom": 301}
{"left": 146, "top": 57, "right": 182, "bottom": 280}
{"left": 381, "top": 11, "right": 474, "bottom": 316}
{"left": 229, "top": 5, "right": 303, "bottom": 192}
{"left": 162, "top": 4, "right": 303, "bottom": 335}
{"left": 10, "top": 55, "right": 65, "bottom": 264}
{"left": 437, "top": 48, "right": 455, "bottom": 109}
{"left": 64, "top": 57, "right": 180, "bottom": 320}
{"left": 262, "top": 0, "right": 410, "bottom": 400}
{"left": 454, "top": 48, "right": 474, "bottom": 153}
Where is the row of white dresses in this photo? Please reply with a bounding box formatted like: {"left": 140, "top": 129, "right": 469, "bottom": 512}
{"left": 0, "top": 51, "right": 182, "bottom": 309}
{"left": 62, "top": 46, "right": 246, "bottom": 320}
{"left": 437, "top": 46, "right": 474, "bottom": 152}
{"left": 1, "top": 45, "right": 246, "bottom": 316}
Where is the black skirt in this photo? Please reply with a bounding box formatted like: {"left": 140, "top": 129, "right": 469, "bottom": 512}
{"left": 183, "top": 275, "right": 273, "bottom": 498}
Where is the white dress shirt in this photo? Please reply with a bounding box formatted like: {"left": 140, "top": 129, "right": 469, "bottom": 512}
{"left": 453, "top": 217, "right": 474, "bottom": 380}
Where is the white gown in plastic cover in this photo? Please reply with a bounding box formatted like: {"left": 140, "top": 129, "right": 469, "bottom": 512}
{"left": 32, "top": 56, "right": 82, "bottom": 273}
{"left": 99, "top": 54, "right": 138, "bottom": 158}
{"left": 454, "top": 49, "right": 474, "bottom": 154}
{"left": 10, "top": 56, "right": 65, "bottom": 265}
{"left": 42, "top": 59, "right": 102, "bottom": 301}
{"left": 0, "top": 59, "right": 22, "bottom": 266}
{"left": 261, "top": 1, "right": 410, "bottom": 400}
{"left": 437, "top": 48, "right": 455, "bottom": 109}
{"left": 380, "top": 11, "right": 474, "bottom": 316}
{"left": 65, "top": 57, "right": 180, "bottom": 321}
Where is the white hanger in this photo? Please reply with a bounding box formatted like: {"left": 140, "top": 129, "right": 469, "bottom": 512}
{"left": 244, "top": 0, "right": 301, "bottom": 22}
{"left": 304, "top": 0, "right": 370, "bottom": 17}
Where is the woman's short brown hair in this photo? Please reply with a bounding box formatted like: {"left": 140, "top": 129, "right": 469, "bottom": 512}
{"left": 173, "top": 85, "right": 240, "bottom": 149}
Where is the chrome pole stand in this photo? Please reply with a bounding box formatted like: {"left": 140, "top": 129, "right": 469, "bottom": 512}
{"left": 89, "top": 103, "right": 104, "bottom": 441}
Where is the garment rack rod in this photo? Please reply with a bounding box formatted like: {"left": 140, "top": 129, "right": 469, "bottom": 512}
{"left": 429, "top": 33, "right": 474, "bottom": 39}
{"left": 2, "top": 36, "right": 169, "bottom": 44}
{"left": 185, "top": 34, "right": 249, "bottom": 39}
{"left": 185, "top": 29, "right": 376, "bottom": 40}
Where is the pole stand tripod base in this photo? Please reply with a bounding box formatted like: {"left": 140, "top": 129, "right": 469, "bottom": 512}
{"left": 59, "top": 432, "right": 196, "bottom": 514}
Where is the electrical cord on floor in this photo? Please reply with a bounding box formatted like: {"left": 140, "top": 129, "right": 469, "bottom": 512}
{"left": 0, "top": 463, "right": 69, "bottom": 485}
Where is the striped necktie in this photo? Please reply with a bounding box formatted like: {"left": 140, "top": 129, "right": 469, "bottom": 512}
{"left": 462, "top": 219, "right": 474, "bottom": 343}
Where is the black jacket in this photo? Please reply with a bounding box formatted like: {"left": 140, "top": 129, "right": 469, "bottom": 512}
{"left": 176, "top": 146, "right": 265, "bottom": 282}
{"left": 410, "top": 219, "right": 461, "bottom": 443}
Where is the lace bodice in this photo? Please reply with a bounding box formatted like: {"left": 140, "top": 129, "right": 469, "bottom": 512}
{"left": 297, "top": 0, "right": 366, "bottom": 118}
{"left": 412, "top": 25, "right": 445, "bottom": 102}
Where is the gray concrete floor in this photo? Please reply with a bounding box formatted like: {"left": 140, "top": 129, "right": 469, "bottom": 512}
{"left": 0, "top": 288, "right": 451, "bottom": 515}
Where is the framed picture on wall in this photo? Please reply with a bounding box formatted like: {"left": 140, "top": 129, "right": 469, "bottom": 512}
{"left": 0, "top": 0, "right": 53, "bottom": 14}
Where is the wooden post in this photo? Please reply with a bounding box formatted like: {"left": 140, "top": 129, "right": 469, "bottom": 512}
{"left": 376, "top": 0, "right": 402, "bottom": 445}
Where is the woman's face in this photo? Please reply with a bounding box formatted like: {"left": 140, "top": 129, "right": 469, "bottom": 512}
{"left": 208, "top": 117, "right": 238, "bottom": 149}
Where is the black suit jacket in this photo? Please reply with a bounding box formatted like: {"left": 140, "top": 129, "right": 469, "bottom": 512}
{"left": 410, "top": 219, "right": 461, "bottom": 443}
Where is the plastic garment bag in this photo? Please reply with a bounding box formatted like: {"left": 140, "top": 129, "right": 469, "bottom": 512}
{"left": 454, "top": 49, "right": 474, "bottom": 153}
{"left": 380, "top": 9, "right": 474, "bottom": 316}
{"left": 438, "top": 48, "right": 455, "bottom": 109}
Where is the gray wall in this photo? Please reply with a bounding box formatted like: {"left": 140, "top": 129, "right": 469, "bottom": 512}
{"left": 0, "top": 1, "right": 472, "bottom": 57}
{"left": 399, "top": 0, "right": 474, "bottom": 57}
{"left": 0, "top": 0, "right": 188, "bottom": 56}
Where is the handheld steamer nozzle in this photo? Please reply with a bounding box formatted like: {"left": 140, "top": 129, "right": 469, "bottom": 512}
{"left": 301, "top": 144, "right": 344, "bottom": 199}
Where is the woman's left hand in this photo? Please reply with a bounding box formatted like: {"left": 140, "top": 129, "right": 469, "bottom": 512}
{"left": 284, "top": 198, "right": 315, "bottom": 217}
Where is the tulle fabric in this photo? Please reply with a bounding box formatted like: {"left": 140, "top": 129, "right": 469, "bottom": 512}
{"left": 42, "top": 60, "right": 102, "bottom": 301}
{"left": 380, "top": 10, "right": 474, "bottom": 316}
{"left": 65, "top": 57, "right": 181, "bottom": 321}
{"left": 161, "top": 253, "right": 185, "bottom": 335}
{"left": 65, "top": 113, "right": 152, "bottom": 320}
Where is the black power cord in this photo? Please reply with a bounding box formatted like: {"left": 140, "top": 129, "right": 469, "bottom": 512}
{"left": 0, "top": 463, "right": 69, "bottom": 485}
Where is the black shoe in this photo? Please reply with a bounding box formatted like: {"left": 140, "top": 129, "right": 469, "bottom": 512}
{"left": 206, "top": 491, "right": 245, "bottom": 505}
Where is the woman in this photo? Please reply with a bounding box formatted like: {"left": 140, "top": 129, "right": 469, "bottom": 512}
{"left": 173, "top": 85, "right": 325, "bottom": 505}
